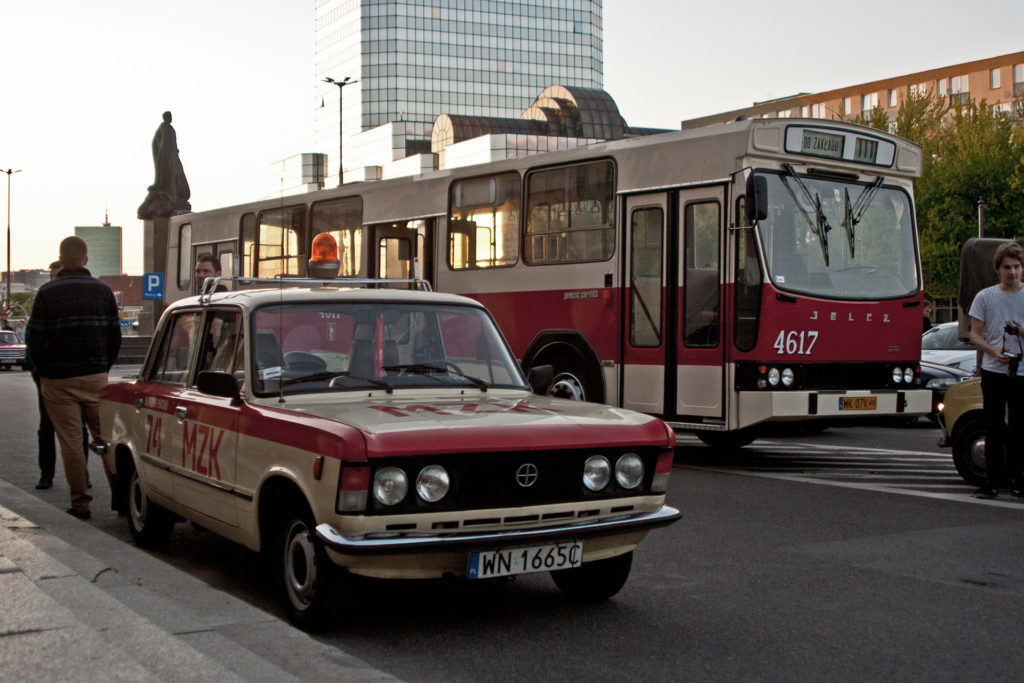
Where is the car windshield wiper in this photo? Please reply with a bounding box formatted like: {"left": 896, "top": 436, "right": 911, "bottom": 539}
{"left": 384, "top": 363, "right": 488, "bottom": 391}
{"left": 280, "top": 371, "right": 393, "bottom": 394}
{"left": 783, "top": 164, "right": 832, "bottom": 267}
{"left": 841, "top": 177, "right": 884, "bottom": 259}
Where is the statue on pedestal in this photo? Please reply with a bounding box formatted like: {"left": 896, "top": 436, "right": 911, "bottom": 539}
{"left": 138, "top": 111, "right": 191, "bottom": 219}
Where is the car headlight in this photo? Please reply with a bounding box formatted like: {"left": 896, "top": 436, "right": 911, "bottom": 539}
{"left": 925, "top": 377, "right": 958, "bottom": 389}
{"left": 615, "top": 453, "right": 644, "bottom": 489}
{"left": 373, "top": 467, "right": 408, "bottom": 506}
{"left": 583, "top": 455, "right": 611, "bottom": 491}
{"left": 415, "top": 464, "right": 450, "bottom": 503}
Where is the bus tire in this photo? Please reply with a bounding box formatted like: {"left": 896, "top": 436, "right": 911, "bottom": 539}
{"left": 551, "top": 551, "right": 633, "bottom": 601}
{"left": 126, "top": 462, "right": 174, "bottom": 549}
{"left": 696, "top": 429, "right": 757, "bottom": 451}
{"left": 545, "top": 352, "right": 596, "bottom": 402}
{"left": 951, "top": 417, "right": 986, "bottom": 486}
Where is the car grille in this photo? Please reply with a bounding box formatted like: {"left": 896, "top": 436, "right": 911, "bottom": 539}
{"left": 362, "top": 447, "right": 661, "bottom": 515}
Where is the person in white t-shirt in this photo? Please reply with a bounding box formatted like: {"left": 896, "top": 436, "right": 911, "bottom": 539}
{"left": 968, "top": 241, "right": 1024, "bottom": 499}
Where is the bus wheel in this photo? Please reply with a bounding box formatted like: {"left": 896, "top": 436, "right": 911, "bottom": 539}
{"left": 696, "top": 429, "right": 757, "bottom": 451}
{"left": 951, "top": 418, "right": 986, "bottom": 486}
{"left": 552, "top": 551, "right": 633, "bottom": 601}
{"left": 546, "top": 354, "right": 592, "bottom": 402}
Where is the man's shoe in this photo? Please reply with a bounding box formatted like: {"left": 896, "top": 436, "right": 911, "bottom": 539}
{"left": 65, "top": 507, "right": 91, "bottom": 520}
{"left": 974, "top": 487, "right": 998, "bottom": 499}
{"left": 35, "top": 477, "right": 52, "bottom": 490}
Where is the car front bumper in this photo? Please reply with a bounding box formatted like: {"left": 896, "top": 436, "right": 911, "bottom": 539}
{"left": 315, "top": 505, "right": 681, "bottom": 555}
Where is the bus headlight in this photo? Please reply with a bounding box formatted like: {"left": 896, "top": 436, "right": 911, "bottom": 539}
{"left": 892, "top": 367, "right": 904, "bottom": 383}
{"left": 767, "top": 368, "right": 781, "bottom": 386}
{"left": 415, "top": 465, "right": 450, "bottom": 503}
{"left": 615, "top": 453, "right": 644, "bottom": 489}
{"left": 373, "top": 467, "right": 408, "bottom": 506}
{"left": 903, "top": 367, "right": 915, "bottom": 384}
{"left": 583, "top": 455, "right": 611, "bottom": 491}
{"left": 781, "top": 368, "right": 795, "bottom": 387}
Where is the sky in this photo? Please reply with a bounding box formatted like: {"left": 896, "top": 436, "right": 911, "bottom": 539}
{"left": 1, "top": 0, "right": 1022, "bottom": 276}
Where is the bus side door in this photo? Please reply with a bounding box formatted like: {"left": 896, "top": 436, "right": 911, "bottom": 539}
{"left": 676, "top": 187, "right": 726, "bottom": 419}
{"left": 370, "top": 220, "right": 435, "bottom": 287}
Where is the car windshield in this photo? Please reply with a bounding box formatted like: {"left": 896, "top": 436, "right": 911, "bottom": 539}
{"left": 0, "top": 331, "right": 19, "bottom": 344}
{"left": 756, "top": 171, "right": 920, "bottom": 300}
{"left": 921, "top": 323, "right": 973, "bottom": 350}
{"left": 250, "top": 301, "right": 528, "bottom": 396}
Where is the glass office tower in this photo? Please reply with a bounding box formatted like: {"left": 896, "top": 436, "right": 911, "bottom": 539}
{"left": 314, "top": 0, "right": 604, "bottom": 181}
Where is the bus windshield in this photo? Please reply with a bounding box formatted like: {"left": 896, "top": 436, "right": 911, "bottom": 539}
{"left": 755, "top": 170, "right": 919, "bottom": 300}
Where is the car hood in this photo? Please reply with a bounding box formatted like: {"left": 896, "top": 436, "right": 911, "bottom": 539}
{"left": 921, "top": 349, "right": 976, "bottom": 368}
{"left": 262, "top": 390, "right": 673, "bottom": 456}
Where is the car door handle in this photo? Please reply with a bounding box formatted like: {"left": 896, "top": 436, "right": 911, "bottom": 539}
{"left": 133, "top": 397, "right": 143, "bottom": 409}
{"left": 174, "top": 406, "right": 188, "bottom": 420}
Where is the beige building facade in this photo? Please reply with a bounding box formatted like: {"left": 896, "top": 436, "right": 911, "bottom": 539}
{"left": 682, "top": 51, "right": 1024, "bottom": 129}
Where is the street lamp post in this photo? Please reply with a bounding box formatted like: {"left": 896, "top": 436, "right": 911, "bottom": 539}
{"left": 323, "top": 76, "right": 357, "bottom": 186}
{"left": 3, "top": 168, "right": 22, "bottom": 305}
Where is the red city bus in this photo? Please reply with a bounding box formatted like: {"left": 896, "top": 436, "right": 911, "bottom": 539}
{"left": 160, "top": 117, "right": 930, "bottom": 448}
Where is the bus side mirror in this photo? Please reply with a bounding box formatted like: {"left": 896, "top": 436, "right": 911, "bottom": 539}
{"left": 746, "top": 175, "right": 768, "bottom": 222}
{"left": 526, "top": 364, "right": 553, "bottom": 395}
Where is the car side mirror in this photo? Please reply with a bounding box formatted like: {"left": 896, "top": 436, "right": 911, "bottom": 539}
{"left": 197, "top": 370, "right": 242, "bottom": 405}
{"left": 527, "top": 364, "right": 553, "bottom": 395}
{"left": 746, "top": 175, "right": 768, "bottom": 222}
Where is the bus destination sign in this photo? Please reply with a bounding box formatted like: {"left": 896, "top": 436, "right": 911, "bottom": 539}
{"left": 800, "top": 130, "right": 844, "bottom": 159}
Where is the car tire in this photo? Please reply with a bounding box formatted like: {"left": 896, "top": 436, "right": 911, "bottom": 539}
{"left": 126, "top": 464, "right": 174, "bottom": 548}
{"left": 952, "top": 417, "right": 987, "bottom": 487}
{"left": 696, "top": 429, "right": 757, "bottom": 451}
{"left": 551, "top": 550, "right": 633, "bottom": 601}
{"left": 280, "top": 506, "right": 338, "bottom": 631}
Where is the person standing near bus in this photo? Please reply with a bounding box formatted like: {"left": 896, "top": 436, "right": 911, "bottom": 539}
{"left": 968, "top": 241, "right": 1024, "bottom": 499}
{"left": 27, "top": 237, "right": 121, "bottom": 519}
{"left": 922, "top": 299, "right": 934, "bottom": 333}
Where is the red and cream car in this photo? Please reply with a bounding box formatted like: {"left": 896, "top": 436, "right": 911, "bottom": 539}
{"left": 99, "top": 277, "right": 680, "bottom": 629}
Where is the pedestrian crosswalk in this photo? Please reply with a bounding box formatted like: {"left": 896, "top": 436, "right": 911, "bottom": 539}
{"left": 674, "top": 434, "right": 1024, "bottom": 507}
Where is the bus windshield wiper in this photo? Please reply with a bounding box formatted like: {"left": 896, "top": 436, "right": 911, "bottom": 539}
{"left": 841, "top": 177, "right": 884, "bottom": 258}
{"left": 783, "top": 164, "right": 832, "bottom": 266}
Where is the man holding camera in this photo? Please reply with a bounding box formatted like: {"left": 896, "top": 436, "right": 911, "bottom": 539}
{"left": 968, "top": 241, "right": 1024, "bottom": 499}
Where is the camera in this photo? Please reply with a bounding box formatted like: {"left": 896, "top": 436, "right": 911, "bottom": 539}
{"left": 1005, "top": 322, "right": 1020, "bottom": 337}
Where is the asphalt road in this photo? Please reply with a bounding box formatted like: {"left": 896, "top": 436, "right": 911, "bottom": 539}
{"left": 2, "top": 367, "right": 1022, "bottom": 682}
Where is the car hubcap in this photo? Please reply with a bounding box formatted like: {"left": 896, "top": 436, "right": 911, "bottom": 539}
{"left": 129, "top": 474, "right": 147, "bottom": 529}
{"left": 970, "top": 436, "right": 986, "bottom": 469}
{"left": 285, "top": 521, "right": 317, "bottom": 609}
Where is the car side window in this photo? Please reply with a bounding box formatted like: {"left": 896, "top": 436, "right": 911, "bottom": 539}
{"left": 195, "top": 310, "right": 244, "bottom": 379}
{"left": 148, "top": 312, "right": 202, "bottom": 385}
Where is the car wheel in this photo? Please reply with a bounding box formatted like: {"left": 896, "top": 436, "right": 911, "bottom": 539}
{"left": 126, "top": 464, "right": 174, "bottom": 548}
{"left": 952, "top": 417, "right": 986, "bottom": 487}
{"left": 697, "top": 429, "right": 757, "bottom": 451}
{"left": 551, "top": 551, "right": 633, "bottom": 601}
{"left": 280, "top": 507, "right": 338, "bottom": 631}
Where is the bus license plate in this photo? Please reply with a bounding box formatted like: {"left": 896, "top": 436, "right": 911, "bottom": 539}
{"left": 468, "top": 541, "right": 583, "bottom": 579}
{"left": 839, "top": 396, "right": 877, "bottom": 411}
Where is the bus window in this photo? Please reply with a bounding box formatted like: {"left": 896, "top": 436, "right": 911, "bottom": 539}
{"left": 240, "top": 213, "right": 255, "bottom": 277}
{"left": 256, "top": 206, "right": 306, "bottom": 278}
{"left": 448, "top": 172, "right": 520, "bottom": 269}
{"left": 311, "top": 197, "right": 363, "bottom": 276}
{"left": 683, "top": 202, "right": 720, "bottom": 348}
{"left": 734, "top": 197, "right": 762, "bottom": 352}
{"left": 379, "top": 237, "right": 411, "bottom": 279}
{"left": 629, "top": 207, "right": 663, "bottom": 347}
{"left": 524, "top": 160, "right": 615, "bottom": 264}
{"left": 177, "top": 223, "right": 192, "bottom": 290}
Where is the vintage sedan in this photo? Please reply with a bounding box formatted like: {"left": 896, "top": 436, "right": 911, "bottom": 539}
{"left": 0, "top": 330, "right": 26, "bottom": 370}
{"left": 99, "top": 279, "right": 680, "bottom": 629}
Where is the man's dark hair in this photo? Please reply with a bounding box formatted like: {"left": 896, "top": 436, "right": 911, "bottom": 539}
{"left": 196, "top": 253, "right": 221, "bottom": 273}
{"left": 58, "top": 236, "right": 88, "bottom": 269}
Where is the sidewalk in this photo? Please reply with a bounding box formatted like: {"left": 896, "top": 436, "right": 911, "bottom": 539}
{"left": 0, "top": 480, "right": 397, "bottom": 682}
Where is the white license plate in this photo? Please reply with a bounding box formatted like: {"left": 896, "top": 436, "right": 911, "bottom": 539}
{"left": 468, "top": 541, "right": 583, "bottom": 579}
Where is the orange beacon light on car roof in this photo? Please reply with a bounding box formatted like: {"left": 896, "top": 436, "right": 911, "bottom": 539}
{"left": 308, "top": 232, "right": 341, "bottom": 278}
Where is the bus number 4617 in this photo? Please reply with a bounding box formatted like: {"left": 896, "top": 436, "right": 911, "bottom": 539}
{"left": 773, "top": 330, "right": 819, "bottom": 356}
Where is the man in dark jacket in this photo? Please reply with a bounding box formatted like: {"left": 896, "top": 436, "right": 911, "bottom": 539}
{"left": 27, "top": 237, "right": 121, "bottom": 519}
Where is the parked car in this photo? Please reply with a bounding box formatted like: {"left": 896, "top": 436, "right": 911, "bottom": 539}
{"left": 921, "top": 321, "right": 977, "bottom": 371}
{"left": 0, "top": 330, "right": 27, "bottom": 370}
{"left": 98, "top": 274, "right": 681, "bottom": 630}
{"left": 916, "top": 359, "right": 972, "bottom": 423}
{"left": 937, "top": 377, "right": 986, "bottom": 485}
